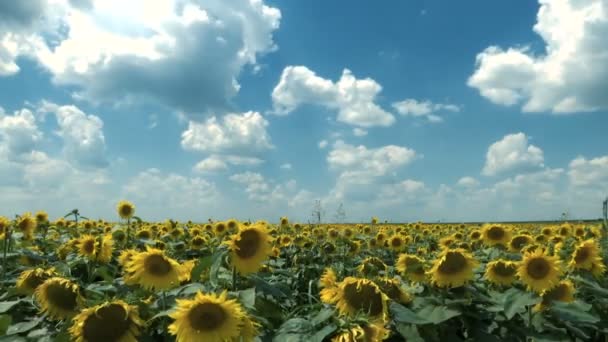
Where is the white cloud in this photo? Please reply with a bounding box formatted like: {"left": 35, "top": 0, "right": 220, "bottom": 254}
{"left": 0, "top": 108, "right": 43, "bottom": 156}
{"left": 328, "top": 140, "right": 416, "bottom": 177}
{"left": 271, "top": 66, "right": 395, "bottom": 127}
{"left": 181, "top": 111, "right": 273, "bottom": 154}
{"left": 392, "top": 98, "right": 460, "bottom": 123}
{"left": 318, "top": 140, "right": 328, "bottom": 149}
{"left": 39, "top": 102, "right": 108, "bottom": 167}
{"left": 482, "top": 133, "right": 544, "bottom": 176}
{"left": 280, "top": 163, "right": 292, "bottom": 170}
{"left": 468, "top": 0, "right": 608, "bottom": 113}
{"left": 457, "top": 176, "right": 480, "bottom": 188}
{"left": 352, "top": 128, "right": 368, "bottom": 137}
{"left": 193, "top": 154, "right": 264, "bottom": 173}
{"left": 568, "top": 155, "right": 608, "bottom": 187}
{"left": 1, "top": 0, "right": 281, "bottom": 116}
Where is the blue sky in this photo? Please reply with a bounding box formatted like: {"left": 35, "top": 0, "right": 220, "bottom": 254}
{"left": 0, "top": 0, "right": 607, "bottom": 222}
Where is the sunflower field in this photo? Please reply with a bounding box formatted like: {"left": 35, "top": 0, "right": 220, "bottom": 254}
{"left": 1, "top": 202, "right": 608, "bottom": 342}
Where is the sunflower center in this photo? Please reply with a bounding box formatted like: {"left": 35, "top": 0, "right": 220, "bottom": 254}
{"left": 119, "top": 206, "right": 133, "bottom": 217}
{"left": 343, "top": 281, "right": 384, "bottom": 317}
{"left": 187, "top": 302, "right": 227, "bottom": 331}
{"left": 574, "top": 247, "right": 591, "bottom": 264}
{"left": 144, "top": 254, "right": 173, "bottom": 276}
{"left": 82, "top": 304, "right": 131, "bottom": 342}
{"left": 25, "top": 273, "right": 46, "bottom": 290}
{"left": 526, "top": 258, "right": 550, "bottom": 279}
{"left": 46, "top": 283, "right": 77, "bottom": 311}
{"left": 235, "top": 229, "right": 261, "bottom": 259}
{"left": 438, "top": 252, "right": 467, "bottom": 275}
{"left": 491, "top": 262, "right": 516, "bottom": 277}
{"left": 83, "top": 240, "right": 95, "bottom": 254}
{"left": 543, "top": 283, "right": 569, "bottom": 302}
{"left": 192, "top": 237, "right": 205, "bottom": 246}
{"left": 487, "top": 227, "right": 505, "bottom": 240}
{"left": 137, "top": 230, "right": 151, "bottom": 239}
{"left": 391, "top": 238, "right": 402, "bottom": 247}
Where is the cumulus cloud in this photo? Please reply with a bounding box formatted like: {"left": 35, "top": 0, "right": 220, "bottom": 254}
{"left": 181, "top": 111, "right": 273, "bottom": 154}
{"left": 1, "top": 0, "right": 281, "bottom": 116}
{"left": 193, "top": 154, "right": 264, "bottom": 173}
{"left": 392, "top": 98, "right": 460, "bottom": 123}
{"left": 482, "top": 133, "right": 544, "bottom": 176}
{"left": 468, "top": 0, "right": 608, "bottom": 113}
{"left": 352, "top": 128, "right": 368, "bottom": 137}
{"left": 457, "top": 176, "right": 480, "bottom": 188}
{"left": 271, "top": 66, "right": 395, "bottom": 127}
{"left": 568, "top": 155, "right": 608, "bottom": 187}
{"left": 0, "top": 108, "right": 43, "bottom": 156}
{"left": 328, "top": 140, "right": 416, "bottom": 176}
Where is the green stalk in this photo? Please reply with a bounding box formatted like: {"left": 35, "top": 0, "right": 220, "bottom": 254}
{"left": 232, "top": 267, "right": 237, "bottom": 291}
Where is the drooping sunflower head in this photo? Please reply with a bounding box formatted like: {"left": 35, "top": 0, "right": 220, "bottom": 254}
{"left": 481, "top": 224, "right": 511, "bottom": 247}
{"left": 374, "top": 277, "right": 412, "bottom": 304}
{"left": 331, "top": 322, "right": 390, "bottom": 342}
{"left": 396, "top": 253, "right": 427, "bottom": 283}
{"left": 509, "top": 234, "right": 534, "bottom": 252}
{"left": 323, "top": 242, "right": 337, "bottom": 254}
{"left": 226, "top": 224, "right": 272, "bottom": 275}
{"left": 534, "top": 279, "right": 575, "bottom": 312}
{"left": 484, "top": 259, "right": 518, "bottom": 286}
{"left": 517, "top": 249, "right": 563, "bottom": 293}
{"left": 428, "top": 248, "right": 478, "bottom": 288}
{"left": 116, "top": 200, "right": 135, "bottom": 219}
{"left": 17, "top": 212, "right": 36, "bottom": 234}
{"left": 0, "top": 216, "right": 10, "bottom": 235}
{"left": 16, "top": 268, "right": 56, "bottom": 295}
{"left": 346, "top": 240, "right": 361, "bottom": 255}
{"left": 334, "top": 277, "right": 389, "bottom": 322}
{"left": 357, "top": 257, "right": 387, "bottom": 277}
{"left": 69, "top": 300, "right": 143, "bottom": 342}
{"left": 125, "top": 247, "right": 185, "bottom": 291}
{"left": 168, "top": 291, "right": 256, "bottom": 342}
{"left": 35, "top": 277, "right": 83, "bottom": 320}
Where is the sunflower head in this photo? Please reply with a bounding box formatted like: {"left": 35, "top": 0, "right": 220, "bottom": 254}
{"left": 96, "top": 234, "right": 113, "bottom": 263}
{"left": 17, "top": 212, "right": 36, "bottom": 234}
{"left": 320, "top": 268, "right": 338, "bottom": 289}
{"left": 16, "top": 268, "right": 56, "bottom": 295}
{"left": 357, "top": 257, "right": 387, "bottom": 277}
{"left": 168, "top": 291, "right": 257, "bottom": 342}
{"left": 481, "top": 224, "right": 511, "bottom": 247}
{"left": 35, "top": 211, "right": 49, "bottom": 224}
{"left": 331, "top": 322, "right": 390, "bottom": 342}
{"left": 569, "top": 239, "right": 601, "bottom": 270}
{"left": 125, "top": 247, "right": 186, "bottom": 291}
{"left": 226, "top": 224, "right": 272, "bottom": 275}
{"left": 395, "top": 253, "right": 426, "bottom": 282}
{"left": 69, "top": 300, "right": 143, "bottom": 342}
{"left": 534, "top": 280, "right": 575, "bottom": 312}
{"left": 388, "top": 235, "right": 405, "bottom": 251}
{"left": 226, "top": 219, "right": 240, "bottom": 232}
{"left": 509, "top": 234, "right": 533, "bottom": 252}
{"left": 484, "top": 259, "right": 518, "bottom": 286}
{"left": 35, "top": 277, "right": 83, "bottom": 320}
{"left": 428, "top": 248, "right": 478, "bottom": 288}
{"left": 334, "top": 277, "right": 389, "bottom": 322}
{"left": 77, "top": 235, "right": 97, "bottom": 259}
{"left": 375, "top": 277, "right": 412, "bottom": 304}
{"left": 214, "top": 222, "right": 227, "bottom": 236}
{"left": 116, "top": 200, "right": 135, "bottom": 219}
{"left": 517, "top": 249, "right": 563, "bottom": 293}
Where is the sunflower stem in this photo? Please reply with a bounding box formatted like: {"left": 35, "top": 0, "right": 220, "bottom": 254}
{"left": 232, "top": 267, "right": 237, "bottom": 291}
{"left": 126, "top": 218, "right": 131, "bottom": 246}
{"left": 1, "top": 226, "right": 9, "bottom": 289}
{"left": 161, "top": 291, "right": 167, "bottom": 310}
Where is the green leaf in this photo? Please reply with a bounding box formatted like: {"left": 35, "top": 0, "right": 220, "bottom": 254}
{"left": 0, "top": 301, "right": 20, "bottom": 314}
{"left": 238, "top": 288, "right": 256, "bottom": 310}
{"left": 209, "top": 249, "right": 227, "bottom": 284}
{"left": 311, "top": 308, "right": 334, "bottom": 327}
{"left": 190, "top": 255, "right": 213, "bottom": 281}
{"left": 147, "top": 308, "right": 175, "bottom": 322}
{"left": 390, "top": 302, "right": 428, "bottom": 324}
{"left": 277, "top": 318, "right": 312, "bottom": 334}
{"left": 549, "top": 301, "right": 600, "bottom": 324}
{"left": 396, "top": 324, "right": 425, "bottom": 342}
{"left": 26, "top": 328, "right": 48, "bottom": 339}
{"left": 416, "top": 304, "right": 461, "bottom": 324}
{"left": 502, "top": 288, "right": 539, "bottom": 320}
{"left": 5, "top": 317, "right": 43, "bottom": 335}
{"left": 0, "top": 315, "right": 11, "bottom": 335}
{"left": 310, "top": 324, "right": 337, "bottom": 342}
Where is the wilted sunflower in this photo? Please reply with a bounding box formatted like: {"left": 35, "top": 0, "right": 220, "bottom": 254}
{"left": 569, "top": 239, "right": 602, "bottom": 270}
{"left": 481, "top": 224, "right": 511, "bottom": 247}
{"left": 533, "top": 280, "right": 575, "bottom": 312}
{"left": 77, "top": 235, "right": 97, "bottom": 259}
{"left": 168, "top": 291, "right": 257, "bottom": 342}
{"left": 16, "top": 268, "right": 56, "bottom": 295}
{"left": 517, "top": 249, "right": 563, "bottom": 293}
{"left": 484, "top": 259, "right": 518, "bottom": 286}
{"left": 35, "top": 277, "right": 83, "bottom": 320}
{"left": 226, "top": 224, "right": 272, "bottom": 275}
{"left": 374, "top": 277, "right": 412, "bottom": 304}
{"left": 357, "top": 257, "right": 387, "bottom": 277}
{"left": 428, "top": 248, "right": 478, "bottom": 288}
{"left": 125, "top": 247, "right": 186, "bottom": 291}
{"left": 327, "top": 277, "right": 389, "bottom": 322}
{"left": 331, "top": 322, "right": 390, "bottom": 342}
{"left": 69, "top": 300, "right": 143, "bottom": 342}
{"left": 509, "top": 234, "right": 533, "bottom": 252}
{"left": 116, "top": 200, "right": 135, "bottom": 219}
{"left": 396, "top": 254, "right": 426, "bottom": 282}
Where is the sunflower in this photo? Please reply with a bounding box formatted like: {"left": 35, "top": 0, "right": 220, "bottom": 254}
{"left": 508, "top": 234, "right": 533, "bottom": 252}
{"left": 35, "top": 211, "right": 49, "bottom": 224}
{"left": 320, "top": 268, "right": 338, "bottom": 289}
{"left": 190, "top": 235, "right": 206, "bottom": 249}
{"left": 135, "top": 228, "right": 153, "bottom": 240}
{"left": 375, "top": 233, "right": 386, "bottom": 243}
{"left": 331, "top": 322, "right": 390, "bottom": 342}
{"left": 226, "top": 219, "right": 240, "bottom": 232}
{"left": 168, "top": 291, "right": 257, "bottom": 342}
{"left": 428, "top": 248, "right": 478, "bottom": 288}
{"left": 534, "top": 280, "right": 575, "bottom": 312}
{"left": 343, "top": 228, "right": 354, "bottom": 239}
{"left": 323, "top": 242, "right": 337, "bottom": 254}
{"left": 77, "top": 235, "right": 97, "bottom": 259}
{"left": 226, "top": 224, "right": 272, "bottom": 275}
{"left": 328, "top": 228, "right": 340, "bottom": 240}
{"left": 16, "top": 268, "right": 56, "bottom": 295}
{"left": 118, "top": 249, "right": 138, "bottom": 268}
{"left": 557, "top": 224, "right": 572, "bottom": 237}
{"left": 279, "top": 235, "right": 293, "bottom": 247}
{"left": 388, "top": 235, "right": 405, "bottom": 252}
{"left": 17, "top": 212, "right": 36, "bottom": 239}
{"left": 280, "top": 217, "right": 289, "bottom": 227}
{"left": 517, "top": 249, "right": 563, "bottom": 293}
{"left": 125, "top": 247, "right": 186, "bottom": 291}
{"left": 569, "top": 239, "right": 602, "bottom": 270}
{"left": 117, "top": 200, "right": 135, "bottom": 219}
{"left": 484, "top": 259, "right": 518, "bottom": 286}
{"left": 54, "top": 218, "right": 67, "bottom": 229}
{"left": 375, "top": 277, "right": 412, "bottom": 304}
{"left": 328, "top": 277, "right": 389, "bottom": 322}
{"left": 590, "top": 260, "right": 606, "bottom": 278}
{"left": 96, "top": 234, "right": 113, "bottom": 263}
{"left": 481, "top": 224, "right": 511, "bottom": 247}
{"left": 574, "top": 226, "right": 586, "bottom": 239}
{"left": 69, "top": 300, "right": 143, "bottom": 342}
{"left": 214, "top": 222, "right": 227, "bottom": 236}
{"left": 396, "top": 254, "right": 427, "bottom": 282}
{"left": 35, "top": 277, "right": 83, "bottom": 320}
{"left": 357, "top": 257, "right": 387, "bottom": 277}
{"left": 541, "top": 227, "right": 553, "bottom": 237}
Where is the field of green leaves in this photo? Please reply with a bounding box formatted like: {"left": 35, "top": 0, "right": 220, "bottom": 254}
{"left": 1, "top": 202, "right": 607, "bottom": 341}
